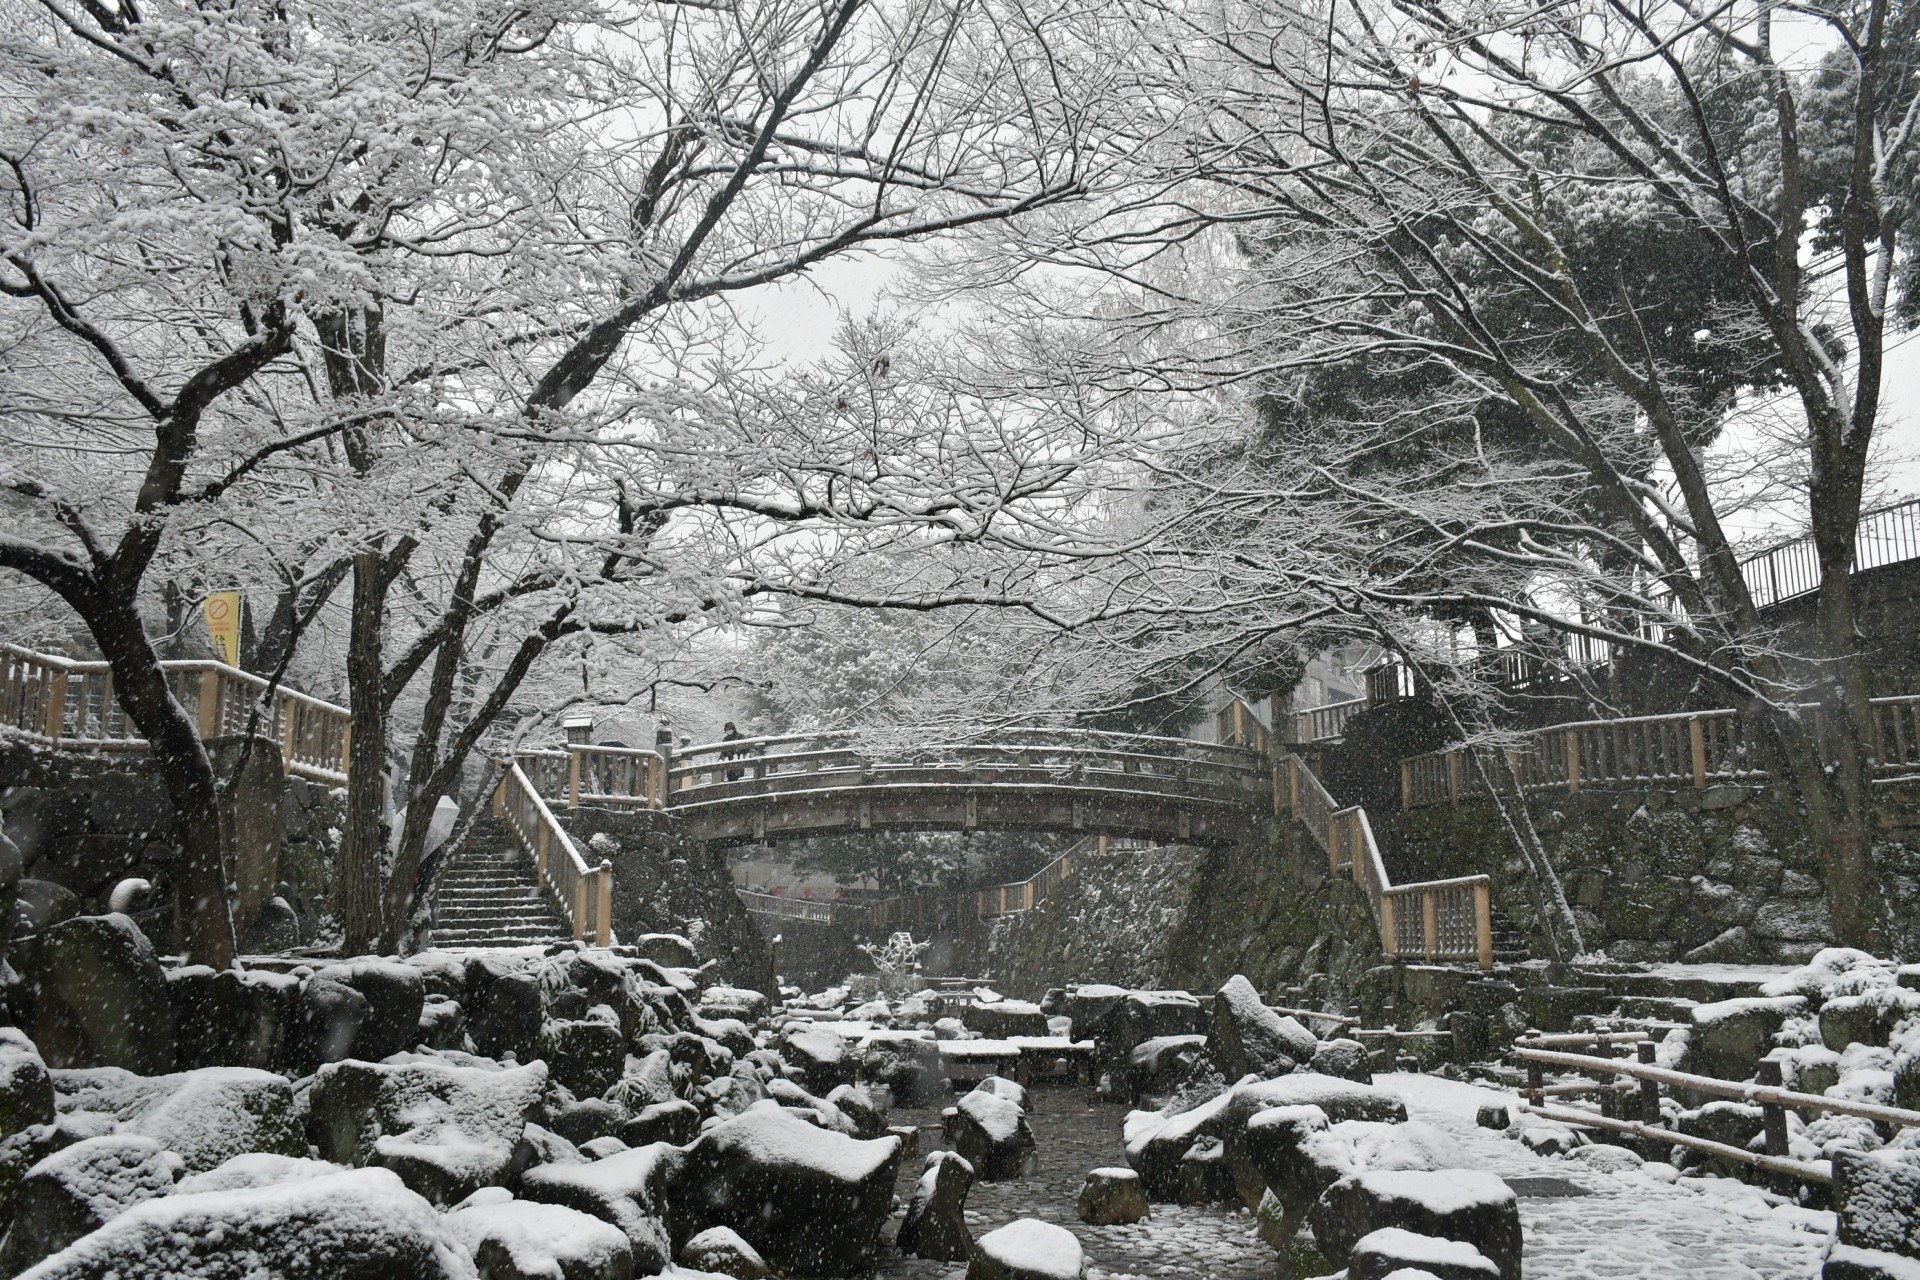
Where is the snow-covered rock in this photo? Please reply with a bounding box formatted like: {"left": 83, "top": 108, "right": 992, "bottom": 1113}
{"left": 697, "top": 987, "right": 769, "bottom": 1023}
{"left": 679, "top": 1225, "right": 768, "bottom": 1279}
{"left": 53, "top": 1065, "right": 304, "bottom": 1174}
{"left": 1211, "top": 975, "right": 1317, "bottom": 1080}
{"left": 1075, "top": 1167, "right": 1149, "bottom": 1226}
{"left": 858, "top": 1033, "right": 942, "bottom": 1105}
{"left": 446, "top": 1188, "right": 634, "bottom": 1280}
{"left": 779, "top": 1027, "right": 853, "bottom": 1096}
{"left": 517, "top": 1141, "right": 678, "bottom": 1273}
{"left": 0, "top": 1031, "right": 53, "bottom": 1139}
{"left": 1309, "top": 1170, "right": 1521, "bottom": 1280}
{"left": 1347, "top": 1227, "right": 1500, "bottom": 1280}
{"left": 306, "top": 1056, "right": 548, "bottom": 1205}
{"left": 14, "top": 1165, "right": 475, "bottom": 1279}
{"left": 1834, "top": 1148, "right": 1920, "bottom": 1258}
{"left": 962, "top": 1000, "right": 1049, "bottom": 1039}
{"left": 665, "top": 1101, "right": 904, "bottom": 1277}
{"left": 26, "top": 914, "right": 173, "bottom": 1074}
{"left": 314, "top": 959, "right": 428, "bottom": 1061}
{"left": 0, "top": 1134, "right": 179, "bottom": 1273}
{"left": 623, "top": 1100, "right": 700, "bottom": 1148}
{"left": 950, "top": 1089, "right": 1037, "bottom": 1181}
{"left": 899, "top": 1150, "right": 975, "bottom": 1260}
{"left": 966, "top": 1217, "right": 1085, "bottom": 1280}
{"left": 1310, "top": 1038, "right": 1373, "bottom": 1084}
{"left": 1686, "top": 996, "right": 1806, "bottom": 1080}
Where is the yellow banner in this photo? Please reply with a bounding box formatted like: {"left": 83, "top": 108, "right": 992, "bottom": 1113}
{"left": 203, "top": 591, "right": 241, "bottom": 667}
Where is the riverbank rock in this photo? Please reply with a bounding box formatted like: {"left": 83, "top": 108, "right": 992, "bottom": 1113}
{"left": 1309, "top": 1170, "right": 1521, "bottom": 1280}
{"left": 681, "top": 1224, "right": 769, "bottom": 1278}
{"left": 1077, "top": 1167, "right": 1149, "bottom": 1226}
{"left": 950, "top": 1089, "right": 1037, "bottom": 1180}
{"left": 665, "top": 1102, "right": 904, "bottom": 1277}
{"left": 1212, "top": 975, "right": 1317, "bottom": 1080}
{"left": 446, "top": 1188, "right": 635, "bottom": 1280}
{"left": 13, "top": 1165, "right": 473, "bottom": 1279}
{"left": 0, "top": 1134, "right": 179, "bottom": 1273}
{"left": 898, "top": 1150, "right": 974, "bottom": 1261}
{"left": 967, "top": 1218, "right": 1086, "bottom": 1280}
{"left": 315, "top": 960, "right": 427, "bottom": 1061}
{"left": 517, "top": 1142, "right": 677, "bottom": 1272}
{"left": 0, "top": 1031, "right": 52, "bottom": 1139}
{"left": 27, "top": 914, "right": 174, "bottom": 1074}
{"left": 1347, "top": 1227, "right": 1502, "bottom": 1280}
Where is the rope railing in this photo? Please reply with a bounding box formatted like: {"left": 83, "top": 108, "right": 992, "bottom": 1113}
{"left": 1279, "top": 754, "right": 1493, "bottom": 969}
{"left": 1402, "top": 694, "right": 1920, "bottom": 809}
{"left": 0, "top": 644, "right": 350, "bottom": 783}
{"left": 492, "top": 761, "right": 614, "bottom": 946}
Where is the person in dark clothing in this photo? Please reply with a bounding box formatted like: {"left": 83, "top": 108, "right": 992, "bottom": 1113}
{"left": 721, "top": 721, "right": 745, "bottom": 781}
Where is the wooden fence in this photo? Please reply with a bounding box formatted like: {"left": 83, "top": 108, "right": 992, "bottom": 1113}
{"left": 492, "top": 762, "right": 614, "bottom": 946}
{"left": 1510, "top": 1036, "right": 1920, "bottom": 1185}
{"left": 515, "top": 744, "right": 667, "bottom": 810}
{"left": 1402, "top": 694, "right": 1920, "bottom": 809}
{"left": 1280, "top": 754, "right": 1493, "bottom": 968}
{"left": 1, "top": 644, "right": 350, "bottom": 783}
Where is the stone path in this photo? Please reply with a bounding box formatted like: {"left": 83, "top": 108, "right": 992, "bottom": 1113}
{"left": 873, "top": 1073, "right": 1835, "bottom": 1280}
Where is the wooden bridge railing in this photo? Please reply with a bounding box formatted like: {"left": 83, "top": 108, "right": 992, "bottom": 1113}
{"left": 1, "top": 644, "right": 350, "bottom": 783}
{"left": 515, "top": 744, "right": 667, "bottom": 810}
{"left": 1402, "top": 693, "right": 1920, "bottom": 809}
{"left": 1280, "top": 754, "right": 1492, "bottom": 969}
{"left": 492, "top": 761, "right": 614, "bottom": 945}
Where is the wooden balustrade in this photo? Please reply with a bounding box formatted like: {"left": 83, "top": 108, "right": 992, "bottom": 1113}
{"left": 492, "top": 762, "right": 614, "bottom": 945}
{"left": 1214, "top": 695, "right": 1270, "bottom": 752}
{"left": 1280, "top": 754, "right": 1492, "bottom": 968}
{"left": 1402, "top": 695, "right": 1920, "bottom": 810}
{"left": 515, "top": 744, "right": 667, "bottom": 810}
{"left": 1, "top": 644, "right": 349, "bottom": 782}
{"left": 1288, "top": 695, "right": 1365, "bottom": 744}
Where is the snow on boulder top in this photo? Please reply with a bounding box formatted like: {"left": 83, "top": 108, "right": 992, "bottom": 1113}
{"left": 1690, "top": 995, "right": 1806, "bottom": 1026}
{"left": 1353, "top": 1169, "right": 1516, "bottom": 1215}
{"left": 1761, "top": 948, "right": 1901, "bottom": 1000}
{"left": 957, "top": 1091, "right": 1027, "bottom": 1145}
{"left": 973, "top": 1218, "right": 1085, "bottom": 1280}
{"left": 707, "top": 1101, "right": 904, "bottom": 1184}
{"left": 173, "top": 1154, "right": 344, "bottom": 1196}
{"left": 1070, "top": 984, "right": 1129, "bottom": 998}
{"left": 444, "top": 1196, "right": 632, "bottom": 1280}
{"left": 1351, "top": 1227, "right": 1499, "bottom": 1277}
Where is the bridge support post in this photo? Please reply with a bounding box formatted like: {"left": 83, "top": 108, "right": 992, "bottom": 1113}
{"left": 1564, "top": 730, "right": 1580, "bottom": 796}
{"left": 567, "top": 750, "right": 582, "bottom": 808}
{"left": 1689, "top": 716, "right": 1707, "bottom": 788}
{"left": 1474, "top": 880, "right": 1493, "bottom": 970}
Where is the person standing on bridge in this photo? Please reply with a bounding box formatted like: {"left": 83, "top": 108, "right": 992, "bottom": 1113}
{"left": 721, "top": 721, "right": 744, "bottom": 781}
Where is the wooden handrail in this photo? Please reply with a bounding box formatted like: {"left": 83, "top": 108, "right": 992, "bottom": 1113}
{"left": 1403, "top": 693, "right": 1920, "bottom": 809}
{"left": 493, "top": 761, "right": 613, "bottom": 946}
{"left": 1280, "top": 753, "right": 1493, "bottom": 969}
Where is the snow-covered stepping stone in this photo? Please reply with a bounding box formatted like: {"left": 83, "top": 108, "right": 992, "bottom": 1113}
{"left": 1347, "top": 1227, "right": 1500, "bottom": 1280}
{"left": 950, "top": 1089, "right": 1037, "bottom": 1181}
{"left": 1076, "top": 1167, "right": 1150, "bottom": 1225}
{"left": 967, "top": 1218, "right": 1086, "bottom": 1280}
{"left": 1310, "top": 1170, "right": 1521, "bottom": 1280}
{"left": 680, "top": 1224, "right": 769, "bottom": 1278}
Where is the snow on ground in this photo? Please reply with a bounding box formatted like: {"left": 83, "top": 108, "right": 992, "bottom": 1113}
{"left": 1376, "top": 1072, "right": 1832, "bottom": 1280}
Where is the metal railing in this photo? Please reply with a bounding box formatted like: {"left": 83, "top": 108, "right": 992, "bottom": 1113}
{"left": 1, "top": 644, "right": 350, "bottom": 783}
{"left": 492, "top": 761, "right": 614, "bottom": 946}
{"left": 1280, "top": 754, "right": 1493, "bottom": 968}
{"left": 1402, "top": 693, "right": 1920, "bottom": 808}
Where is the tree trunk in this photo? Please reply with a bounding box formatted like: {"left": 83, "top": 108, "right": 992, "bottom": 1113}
{"left": 83, "top": 597, "right": 237, "bottom": 966}
{"left": 339, "top": 553, "right": 389, "bottom": 954}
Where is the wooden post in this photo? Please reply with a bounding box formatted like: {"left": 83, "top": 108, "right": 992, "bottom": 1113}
{"left": 1526, "top": 1060, "right": 1544, "bottom": 1103}
{"left": 536, "top": 823, "right": 550, "bottom": 878}
{"left": 1636, "top": 1041, "right": 1661, "bottom": 1124}
{"left": 1565, "top": 730, "right": 1581, "bottom": 795}
{"left": 1422, "top": 890, "right": 1437, "bottom": 961}
{"left": 1290, "top": 758, "right": 1300, "bottom": 816}
{"left": 337, "top": 721, "right": 351, "bottom": 778}
{"left": 572, "top": 876, "right": 588, "bottom": 941}
{"left": 1379, "top": 892, "right": 1397, "bottom": 957}
{"left": 1689, "top": 716, "right": 1708, "bottom": 788}
{"left": 1024, "top": 881, "right": 1035, "bottom": 910}
{"left": 1755, "top": 1059, "right": 1789, "bottom": 1157}
{"left": 492, "top": 777, "right": 506, "bottom": 819}
{"left": 1448, "top": 750, "right": 1461, "bottom": 807}
{"left": 197, "top": 670, "right": 223, "bottom": 739}
{"left": 1474, "top": 881, "right": 1493, "bottom": 970}
{"left": 1401, "top": 761, "right": 1413, "bottom": 809}
{"left": 278, "top": 696, "right": 297, "bottom": 773}
{"left": 567, "top": 750, "right": 582, "bottom": 808}
{"left": 42, "top": 668, "right": 67, "bottom": 744}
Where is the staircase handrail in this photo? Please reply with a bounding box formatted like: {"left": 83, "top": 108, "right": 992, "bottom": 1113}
{"left": 1401, "top": 692, "right": 1920, "bottom": 808}
{"left": 493, "top": 760, "right": 614, "bottom": 946}
{"left": 1279, "top": 753, "right": 1493, "bottom": 969}
{"left": 1, "top": 643, "right": 350, "bottom": 782}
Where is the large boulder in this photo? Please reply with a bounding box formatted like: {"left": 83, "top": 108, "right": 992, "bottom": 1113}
{"left": 681, "top": 1225, "right": 769, "bottom": 1279}
{"left": 540, "top": 1016, "right": 626, "bottom": 1098}
{"left": 898, "top": 1150, "right": 975, "bottom": 1261}
{"left": 1211, "top": 975, "right": 1317, "bottom": 1081}
{"left": 446, "top": 1187, "right": 634, "bottom": 1280}
{"left": 781, "top": 1027, "right": 855, "bottom": 1096}
{"left": 1088, "top": 992, "right": 1204, "bottom": 1076}
{"left": 517, "top": 1142, "right": 678, "bottom": 1273}
{"left": 966, "top": 1217, "right": 1085, "bottom": 1280}
{"left": 698, "top": 986, "right": 770, "bottom": 1023}
{"left": 1230, "top": 1113, "right": 1466, "bottom": 1220}
{"left": 288, "top": 974, "right": 373, "bottom": 1074}
{"left": 859, "top": 1034, "right": 943, "bottom": 1106}
{"left": 1309, "top": 1170, "right": 1521, "bottom": 1280}
{"left": 664, "top": 1102, "right": 904, "bottom": 1277}
{"left": 13, "top": 1165, "right": 475, "bottom": 1279}
{"left": 315, "top": 960, "right": 428, "bottom": 1061}
{"left": 1310, "top": 1038, "right": 1373, "bottom": 1084}
{"left": 168, "top": 966, "right": 299, "bottom": 1070}
{"left": 962, "top": 1001, "right": 1049, "bottom": 1039}
{"left": 1833, "top": 1148, "right": 1920, "bottom": 1258}
{"left": 470, "top": 970, "right": 545, "bottom": 1062}
{"left": 0, "top": 1031, "right": 53, "bottom": 1139}
{"left": 307, "top": 1056, "right": 547, "bottom": 1205}
{"left": 620, "top": 1100, "right": 699, "bottom": 1148}
{"left": 1686, "top": 996, "right": 1805, "bottom": 1080}
{"left": 26, "top": 914, "right": 173, "bottom": 1074}
{"left": 1126, "top": 1035, "right": 1210, "bottom": 1103}
{"left": 950, "top": 1089, "right": 1037, "bottom": 1181}
{"left": 1077, "top": 1167, "right": 1150, "bottom": 1226}
{"left": 0, "top": 1134, "right": 179, "bottom": 1274}
{"left": 124, "top": 1068, "right": 303, "bottom": 1173}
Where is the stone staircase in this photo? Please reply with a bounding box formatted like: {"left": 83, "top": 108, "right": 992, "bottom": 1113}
{"left": 428, "top": 817, "right": 572, "bottom": 948}
{"left": 1487, "top": 905, "right": 1531, "bottom": 965}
